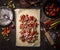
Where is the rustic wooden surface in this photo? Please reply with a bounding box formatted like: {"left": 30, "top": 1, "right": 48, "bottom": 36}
{"left": 0, "top": 0, "right": 59, "bottom": 50}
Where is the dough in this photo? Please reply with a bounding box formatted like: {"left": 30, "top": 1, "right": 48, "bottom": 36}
{"left": 15, "top": 9, "right": 40, "bottom": 47}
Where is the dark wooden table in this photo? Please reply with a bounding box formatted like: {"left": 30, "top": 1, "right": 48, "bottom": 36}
{"left": 0, "top": 0, "right": 59, "bottom": 50}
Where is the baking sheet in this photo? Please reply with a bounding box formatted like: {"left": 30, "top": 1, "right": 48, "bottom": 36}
{"left": 15, "top": 9, "right": 40, "bottom": 47}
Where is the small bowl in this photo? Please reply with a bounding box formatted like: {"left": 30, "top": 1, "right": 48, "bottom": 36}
{"left": 0, "top": 6, "right": 13, "bottom": 26}
{"left": 43, "top": 0, "right": 60, "bottom": 19}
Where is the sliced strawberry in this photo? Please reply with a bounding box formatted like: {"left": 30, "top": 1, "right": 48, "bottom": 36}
{"left": 20, "top": 24, "right": 24, "bottom": 29}
{"left": 23, "top": 30, "right": 26, "bottom": 33}
{"left": 34, "top": 22, "right": 38, "bottom": 27}
{"left": 49, "top": 8, "right": 52, "bottom": 12}
{"left": 20, "top": 15, "right": 25, "bottom": 20}
{"left": 20, "top": 15, "right": 25, "bottom": 22}
{"left": 52, "top": 13, "right": 56, "bottom": 16}
{"left": 55, "top": 8, "right": 59, "bottom": 12}
{"left": 30, "top": 32, "right": 35, "bottom": 36}
{"left": 29, "top": 21, "right": 34, "bottom": 27}
{"left": 29, "top": 23, "right": 33, "bottom": 27}
{"left": 49, "top": 3, "right": 54, "bottom": 9}
{"left": 25, "top": 14, "right": 29, "bottom": 21}
{"left": 20, "top": 35, "right": 25, "bottom": 42}
{"left": 27, "top": 35, "right": 33, "bottom": 42}
{"left": 25, "top": 15, "right": 29, "bottom": 21}
{"left": 20, "top": 30, "right": 26, "bottom": 34}
{"left": 50, "top": 11, "right": 53, "bottom": 14}
{"left": 29, "top": 16, "right": 34, "bottom": 20}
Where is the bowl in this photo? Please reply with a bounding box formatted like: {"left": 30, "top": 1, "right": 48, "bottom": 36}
{"left": 43, "top": 0, "right": 60, "bottom": 19}
{"left": 0, "top": 6, "right": 13, "bottom": 26}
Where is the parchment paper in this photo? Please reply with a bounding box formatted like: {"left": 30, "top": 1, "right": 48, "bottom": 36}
{"left": 15, "top": 9, "right": 40, "bottom": 47}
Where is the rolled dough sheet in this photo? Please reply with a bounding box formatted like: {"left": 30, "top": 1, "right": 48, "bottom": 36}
{"left": 14, "top": 9, "right": 40, "bottom": 47}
